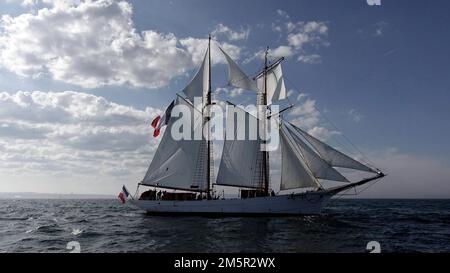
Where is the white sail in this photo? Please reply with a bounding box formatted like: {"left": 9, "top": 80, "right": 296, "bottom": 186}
{"left": 288, "top": 122, "right": 377, "bottom": 173}
{"left": 219, "top": 47, "right": 258, "bottom": 92}
{"left": 280, "top": 127, "right": 320, "bottom": 190}
{"left": 282, "top": 123, "right": 349, "bottom": 182}
{"left": 142, "top": 98, "right": 207, "bottom": 191}
{"left": 216, "top": 107, "right": 263, "bottom": 188}
{"left": 182, "top": 48, "right": 209, "bottom": 103}
{"left": 256, "top": 63, "right": 287, "bottom": 105}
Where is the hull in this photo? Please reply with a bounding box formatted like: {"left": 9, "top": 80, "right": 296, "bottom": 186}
{"left": 129, "top": 191, "right": 333, "bottom": 216}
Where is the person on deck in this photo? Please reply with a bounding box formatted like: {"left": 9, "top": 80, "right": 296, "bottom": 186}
{"left": 157, "top": 190, "right": 161, "bottom": 200}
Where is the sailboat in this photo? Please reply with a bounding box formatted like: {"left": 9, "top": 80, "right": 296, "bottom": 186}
{"left": 129, "top": 36, "right": 385, "bottom": 215}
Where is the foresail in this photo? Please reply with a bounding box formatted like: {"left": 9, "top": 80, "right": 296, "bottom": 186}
{"left": 182, "top": 48, "right": 209, "bottom": 103}
{"left": 256, "top": 63, "right": 287, "bottom": 105}
{"left": 288, "top": 122, "right": 377, "bottom": 173}
{"left": 216, "top": 106, "right": 263, "bottom": 188}
{"left": 280, "top": 127, "right": 320, "bottom": 190}
{"left": 282, "top": 123, "right": 349, "bottom": 182}
{"left": 219, "top": 47, "right": 258, "bottom": 92}
{"left": 142, "top": 98, "right": 207, "bottom": 191}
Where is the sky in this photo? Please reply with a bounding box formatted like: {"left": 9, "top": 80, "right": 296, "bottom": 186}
{"left": 0, "top": 0, "right": 449, "bottom": 198}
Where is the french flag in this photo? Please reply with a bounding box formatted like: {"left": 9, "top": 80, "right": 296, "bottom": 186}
{"left": 151, "top": 100, "right": 175, "bottom": 137}
{"left": 118, "top": 185, "right": 130, "bottom": 204}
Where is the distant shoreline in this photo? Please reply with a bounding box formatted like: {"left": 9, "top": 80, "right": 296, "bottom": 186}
{"left": 0, "top": 192, "right": 115, "bottom": 200}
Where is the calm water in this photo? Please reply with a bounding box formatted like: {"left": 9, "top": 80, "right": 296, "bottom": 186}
{"left": 0, "top": 199, "right": 449, "bottom": 253}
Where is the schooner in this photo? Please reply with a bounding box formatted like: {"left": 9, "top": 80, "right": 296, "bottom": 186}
{"left": 128, "top": 36, "right": 385, "bottom": 215}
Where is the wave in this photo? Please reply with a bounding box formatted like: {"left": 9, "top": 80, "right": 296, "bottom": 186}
{"left": 0, "top": 216, "right": 29, "bottom": 221}
{"left": 35, "top": 224, "right": 64, "bottom": 234}
{"left": 71, "top": 228, "right": 83, "bottom": 236}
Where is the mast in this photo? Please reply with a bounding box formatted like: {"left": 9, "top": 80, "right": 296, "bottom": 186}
{"left": 206, "top": 34, "right": 212, "bottom": 199}
{"left": 262, "top": 47, "right": 270, "bottom": 196}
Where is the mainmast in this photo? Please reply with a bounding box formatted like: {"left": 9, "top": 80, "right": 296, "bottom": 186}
{"left": 262, "top": 47, "right": 270, "bottom": 196}
{"left": 206, "top": 34, "right": 212, "bottom": 199}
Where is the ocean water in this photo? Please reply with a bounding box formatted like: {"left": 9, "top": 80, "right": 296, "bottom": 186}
{"left": 0, "top": 199, "right": 449, "bottom": 253}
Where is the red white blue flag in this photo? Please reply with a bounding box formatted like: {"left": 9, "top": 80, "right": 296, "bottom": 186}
{"left": 151, "top": 100, "right": 175, "bottom": 137}
{"left": 118, "top": 185, "right": 130, "bottom": 204}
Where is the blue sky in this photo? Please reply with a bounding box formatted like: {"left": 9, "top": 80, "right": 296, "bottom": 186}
{"left": 0, "top": 0, "right": 449, "bottom": 197}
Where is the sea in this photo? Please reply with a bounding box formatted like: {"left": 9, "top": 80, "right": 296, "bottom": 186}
{"left": 0, "top": 199, "right": 449, "bottom": 253}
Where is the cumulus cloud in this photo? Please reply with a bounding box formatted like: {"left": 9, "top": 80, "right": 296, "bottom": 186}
{"left": 0, "top": 0, "right": 243, "bottom": 89}
{"left": 289, "top": 98, "right": 320, "bottom": 128}
{"left": 215, "top": 87, "right": 245, "bottom": 98}
{"left": 9, "top": 0, "right": 80, "bottom": 8}
{"left": 0, "top": 90, "right": 160, "bottom": 183}
{"left": 285, "top": 92, "right": 340, "bottom": 141}
{"left": 180, "top": 38, "right": 241, "bottom": 66}
{"left": 297, "top": 54, "right": 322, "bottom": 64}
{"left": 287, "top": 21, "right": 328, "bottom": 47}
{"left": 212, "top": 23, "right": 250, "bottom": 41}
{"left": 260, "top": 11, "right": 329, "bottom": 64}
{"left": 270, "top": 45, "right": 294, "bottom": 59}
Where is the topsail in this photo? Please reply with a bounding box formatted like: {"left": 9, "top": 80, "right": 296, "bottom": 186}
{"left": 219, "top": 46, "right": 258, "bottom": 92}
{"left": 256, "top": 63, "right": 287, "bottom": 105}
{"left": 182, "top": 47, "right": 210, "bottom": 103}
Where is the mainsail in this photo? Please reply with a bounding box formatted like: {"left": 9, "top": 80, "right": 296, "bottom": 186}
{"left": 142, "top": 97, "right": 208, "bottom": 192}
{"left": 216, "top": 106, "right": 263, "bottom": 188}
{"left": 287, "top": 122, "right": 377, "bottom": 173}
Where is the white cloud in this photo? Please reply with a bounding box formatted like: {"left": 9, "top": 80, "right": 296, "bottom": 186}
{"left": 271, "top": 22, "right": 283, "bottom": 33}
{"left": 179, "top": 38, "right": 241, "bottom": 66}
{"left": 286, "top": 21, "right": 328, "bottom": 48}
{"left": 276, "top": 9, "right": 290, "bottom": 20}
{"left": 212, "top": 23, "right": 250, "bottom": 41}
{"left": 296, "top": 93, "right": 307, "bottom": 101}
{"left": 9, "top": 0, "right": 80, "bottom": 8}
{"left": 0, "top": 90, "right": 160, "bottom": 189}
{"left": 286, "top": 95, "right": 341, "bottom": 141}
{"left": 215, "top": 87, "right": 246, "bottom": 98}
{"left": 297, "top": 54, "right": 321, "bottom": 64}
{"left": 307, "top": 126, "right": 340, "bottom": 141}
{"left": 289, "top": 98, "right": 320, "bottom": 128}
{"left": 348, "top": 109, "right": 364, "bottom": 123}
{"left": 0, "top": 0, "right": 243, "bottom": 89}
{"left": 265, "top": 11, "right": 329, "bottom": 64}
{"left": 271, "top": 45, "right": 294, "bottom": 59}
